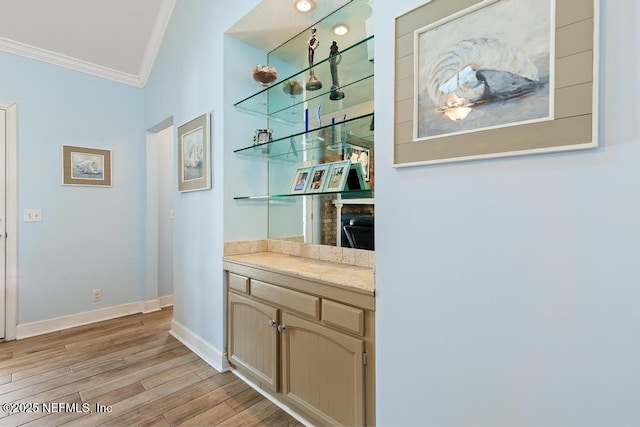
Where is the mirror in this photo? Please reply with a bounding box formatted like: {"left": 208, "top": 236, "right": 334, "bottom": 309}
{"left": 265, "top": 1, "right": 374, "bottom": 250}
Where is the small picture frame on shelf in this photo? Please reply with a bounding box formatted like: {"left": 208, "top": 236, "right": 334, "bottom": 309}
{"left": 344, "top": 144, "right": 371, "bottom": 181}
{"left": 346, "top": 162, "right": 367, "bottom": 190}
{"left": 253, "top": 129, "right": 273, "bottom": 146}
{"left": 323, "top": 160, "right": 351, "bottom": 192}
{"left": 306, "top": 164, "right": 330, "bottom": 193}
{"left": 289, "top": 166, "right": 312, "bottom": 194}
{"left": 253, "top": 128, "right": 272, "bottom": 155}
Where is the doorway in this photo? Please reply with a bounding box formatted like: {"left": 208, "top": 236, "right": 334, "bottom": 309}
{"left": 145, "top": 123, "right": 174, "bottom": 309}
{"left": 0, "top": 102, "right": 17, "bottom": 341}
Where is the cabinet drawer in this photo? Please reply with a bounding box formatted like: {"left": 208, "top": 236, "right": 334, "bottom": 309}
{"left": 251, "top": 280, "right": 319, "bottom": 319}
{"left": 228, "top": 272, "right": 250, "bottom": 294}
{"left": 322, "top": 300, "right": 364, "bottom": 336}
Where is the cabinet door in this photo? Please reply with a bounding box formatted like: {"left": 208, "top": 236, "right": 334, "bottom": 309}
{"left": 280, "top": 312, "right": 365, "bottom": 426}
{"left": 228, "top": 292, "right": 278, "bottom": 392}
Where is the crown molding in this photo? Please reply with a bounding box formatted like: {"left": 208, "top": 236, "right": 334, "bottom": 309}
{"left": 0, "top": 0, "right": 176, "bottom": 88}
{"left": 0, "top": 36, "right": 143, "bottom": 87}
{"left": 138, "top": 0, "right": 176, "bottom": 87}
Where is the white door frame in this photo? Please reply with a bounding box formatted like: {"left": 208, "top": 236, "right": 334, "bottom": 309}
{"left": 1, "top": 102, "right": 18, "bottom": 341}
{"left": 145, "top": 117, "right": 174, "bottom": 312}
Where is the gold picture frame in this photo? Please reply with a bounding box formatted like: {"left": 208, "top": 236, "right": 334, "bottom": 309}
{"left": 62, "top": 145, "right": 112, "bottom": 187}
{"left": 178, "top": 113, "right": 211, "bottom": 192}
{"left": 393, "top": 0, "right": 599, "bottom": 166}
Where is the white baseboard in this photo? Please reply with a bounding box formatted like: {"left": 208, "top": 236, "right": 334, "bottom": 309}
{"left": 17, "top": 302, "right": 143, "bottom": 339}
{"left": 144, "top": 299, "right": 161, "bottom": 313}
{"left": 159, "top": 294, "right": 173, "bottom": 307}
{"left": 144, "top": 294, "right": 174, "bottom": 312}
{"left": 169, "top": 319, "right": 229, "bottom": 373}
{"left": 15, "top": 296, "right": 175, "bottom": 339}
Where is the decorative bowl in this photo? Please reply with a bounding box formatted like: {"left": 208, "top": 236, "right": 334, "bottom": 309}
{"left": 252, "top": 65, "right": 278, "bottom": 86}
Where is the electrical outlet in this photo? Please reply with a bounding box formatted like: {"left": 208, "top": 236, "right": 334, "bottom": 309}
{"left": 92, "top": 289, "right": 102, "bottom": 302}
{"left": 24, "top": 209, "right": 42, "bottom": 222}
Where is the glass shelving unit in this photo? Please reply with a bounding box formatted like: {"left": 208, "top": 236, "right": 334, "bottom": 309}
{"left": 232, "top": 1, "right": 374, "bottom": 246}
{"left": 233, "top": 189, "right": 373, "bottom": 201}
{"left": 234, "top": 36, "right": 374, "bottom": 124}
{"left": 234, "top": 113, "right": 374, "bottom": 162}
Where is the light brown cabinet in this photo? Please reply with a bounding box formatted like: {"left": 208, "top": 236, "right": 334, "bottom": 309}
{"left": 225, "top": 264, "right": 375, "bottom": 426}
{"left": 227, "top": 292, "right": 278, "bottom": 392}
{"left": 280, "top": 312, "right": 366, "bottom": 426}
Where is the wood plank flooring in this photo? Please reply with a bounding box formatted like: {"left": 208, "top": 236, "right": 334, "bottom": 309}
{"left": 0, "top": 307, "right": 304, "bottom": 427}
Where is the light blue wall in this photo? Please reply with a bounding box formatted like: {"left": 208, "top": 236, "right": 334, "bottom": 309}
{"left": 0, "top": 52, "right": 145, "bottom": 323}
{"left": 375, "top": 1, "right": 640, "bottom": 425}
{"left": 5, "top": 0, "right": 637, "bottom": 423}
{"left": 144, "top": 0, "right": 262, "bottom": 352}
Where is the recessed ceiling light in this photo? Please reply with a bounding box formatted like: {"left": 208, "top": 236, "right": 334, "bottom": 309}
{"left": 333, "top": 24, "right": 350, "bottom": 36}
{"left": 294, "top": 0, "right": 314, "bottom": 13}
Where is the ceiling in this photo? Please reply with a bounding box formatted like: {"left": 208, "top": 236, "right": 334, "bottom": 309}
{"left": 226, "top": 0, "right": 351, "bottom": 53}
{"left": 0, "top": 0, "right": 365, "bottom": 88}
{"left": 0, "top": 0, "right": 175, "bottom": 87}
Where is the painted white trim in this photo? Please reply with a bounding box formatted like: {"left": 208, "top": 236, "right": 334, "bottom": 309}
{"left": 169, "top": 319, "right": 229, "bottom": 373}
{"left": 143, "top": 299, "right": 161, "bottom": 313}
{"left": 145, "top": 134, "right": 160, "bottom": 307}
{"left": 0, "top": 37, "right": 142, "bottom": 87}
{"left": 231, "top": 369, "right": 313, "bottom": 426}
{"left": 0, "top": 0, "right": 174, "bottom": 87}
{"left": 138, "top": 0, "right": 176, "bottom": 87}
{"left": 1, "top": 102, "right": 17, "bottom": 341}
{"left": 146, "top": 126, "right": 175, "bottom": 315}
{"left": 159, "top": 294, "right": 174, "bottom": 307}
{"left": 14, "top": 295, "right": 173, "bottom": 340}
{"left": 16, "top": 301, "right": 146, "bottom": 339}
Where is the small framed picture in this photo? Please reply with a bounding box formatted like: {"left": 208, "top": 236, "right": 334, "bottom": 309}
{"left": 253, "top": 129, "right": 273, "bottom": 146}
{"left": 62, "top": 145, "right": 112, "bottom": 187}
{"left": 289, "top": 166, "right": 312, "bottom": 194}
{"left": 323, "top": 160, "right": 350, "bottom": 192}
{"left": 306, "top": 164, "right": 330, "bottom": 193}
{"left": 344, "top": 143, "right": 371, "bottom": 181}
{"left": 178, "top": 113, "right": 211, "bottom": 192}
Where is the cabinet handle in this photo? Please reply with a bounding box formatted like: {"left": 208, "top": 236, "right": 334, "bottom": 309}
{"left": 268, "top": 319, "right": 276, "bottom": 328}
{"left": 277, "top": 324, "right": 286, "bottom": 333}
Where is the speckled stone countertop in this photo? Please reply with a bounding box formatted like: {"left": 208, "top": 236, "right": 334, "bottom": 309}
{"left": 223, "top": 252, "right": 375, "bottom": 294}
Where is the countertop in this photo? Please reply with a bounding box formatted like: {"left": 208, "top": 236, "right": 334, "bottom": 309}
{"left": 223, "top": 252, "right": 375, "bottom": 295}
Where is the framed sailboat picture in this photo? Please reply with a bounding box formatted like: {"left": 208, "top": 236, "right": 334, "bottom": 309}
{"left": 178, "top": 113, "right": 211, "bottom": 192}
{"left": 62, "top": 145, "right": 112, "bottom": 187}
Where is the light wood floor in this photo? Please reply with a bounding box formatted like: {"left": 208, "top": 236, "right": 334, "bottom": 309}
{"left": 0, "top": 307, "right": 304, "bottom": 427}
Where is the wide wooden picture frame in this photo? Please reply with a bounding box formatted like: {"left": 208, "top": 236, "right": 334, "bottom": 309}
{"left": 178, "top": 113, "right": 211, "bottom": 192}
{"left": 62, "top": 145, "right": 112, "bottom": 187}
{"left": 393, "top": 0, "right": 599, "bottom": 167}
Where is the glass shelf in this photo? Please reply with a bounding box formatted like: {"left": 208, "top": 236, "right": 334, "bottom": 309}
{"left": 231, "top": 0, "right": 374, "bottom": 246}
{"left": 234, "top": 189, "right": 374, "bottom": 201}
{"left": 234, "top": 112, "right": 374, "bottom": 162}
{"left": 234, "top": 36, "right": 374, "bottom": 123}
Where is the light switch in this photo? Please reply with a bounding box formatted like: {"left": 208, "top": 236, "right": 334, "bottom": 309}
{"left": 24, "top": 209, "right": 42, "bottom": 222}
